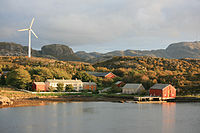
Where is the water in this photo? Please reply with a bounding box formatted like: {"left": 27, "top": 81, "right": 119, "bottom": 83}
{"left": 0, "top": 102, "right": 200, "bottom": 133}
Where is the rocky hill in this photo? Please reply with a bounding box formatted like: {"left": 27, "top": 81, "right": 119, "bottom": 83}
{"left": 75, "top": 41, "right": 200, "bottom": 62}
{"left": 0, "top": 41, "right": 200, "bottom": 62}
{"left": 0, "top": 42, "right": 80, "bottom": 61}
{"left": 166, "top": 41, "right": 200, "bottom": 58}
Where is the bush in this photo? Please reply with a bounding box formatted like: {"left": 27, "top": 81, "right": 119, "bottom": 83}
{"left": 57, "top": 82, "right": 64, "bottom": 92}
{"left": 107, "top": 85, "right": 122, "bottom": 94}
{"left": 65, "top": 84, "right": 73, "bottom": 92}
{"left": 48, "top": 86, "right": 54, "bottom": 92}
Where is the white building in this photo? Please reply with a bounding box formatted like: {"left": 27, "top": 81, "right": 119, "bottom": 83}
{"left": 122, "top": 83, "right": 145, "bottom": 94}
{"left": 45, "top": 79, "right": 83, "bottom": 91}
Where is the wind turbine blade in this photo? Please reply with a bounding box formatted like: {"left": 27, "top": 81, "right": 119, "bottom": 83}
{"left": 30, "top": 17, "right": 35, "bottom": 29}
{"left": 18, "top": 29, "right": 29, "bottom": 31}
{"left": 31, "top": 30, "right": 38, "bottom": 38}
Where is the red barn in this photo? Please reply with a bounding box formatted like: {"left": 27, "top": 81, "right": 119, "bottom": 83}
{"left": 32, "top": 82, "right": 46, "bottom": 92}
{"left": 149, "top": 84, "right": 176, "bottom": 99}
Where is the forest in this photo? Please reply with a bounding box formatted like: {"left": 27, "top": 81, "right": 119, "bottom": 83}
{"left": 0, "top": 56, "right": 200, "bottom": 95}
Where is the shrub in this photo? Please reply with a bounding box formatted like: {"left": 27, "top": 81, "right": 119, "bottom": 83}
{"left": 57, "top": 82, "right": 64, "bottom": 92}
{"left": 65, "top": 84, "right": 73, "bottom": 92}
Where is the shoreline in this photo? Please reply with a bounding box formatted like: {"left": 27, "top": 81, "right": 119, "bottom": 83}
{"left": 0, "top": 96, "right": 124, "bottom": 109}
{"left": 1, "top": 95, "right": 200, "bottom": 109}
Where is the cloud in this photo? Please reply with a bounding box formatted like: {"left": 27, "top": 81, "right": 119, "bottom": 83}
{"left": 0, "top": 0, "right": 200, "bottom": 52}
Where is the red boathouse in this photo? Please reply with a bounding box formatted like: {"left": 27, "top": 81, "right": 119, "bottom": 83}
{"left": 149, "top": 84, "right": 176, "bottom": 99}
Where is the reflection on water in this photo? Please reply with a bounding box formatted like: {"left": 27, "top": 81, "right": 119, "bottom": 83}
{"left": 0, "top": 102, "right": 200, "bottom": 133}
{"left": 162, "top": 103, "right": 176, "bottom": 133}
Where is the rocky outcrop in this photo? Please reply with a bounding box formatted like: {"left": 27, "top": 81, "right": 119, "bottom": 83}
{"left": 0, "top": 42, "right": 26, "bottom": 56}
{"left": 166, "top": 41, "right": 200, "bottom": 59}
{"left": 41, "top": 44, "right": 80, "bottom": 61}
{"left": 0, "top": 42, "right": 80, "bottom": 61}
{"left": 41, "top": 44, "right": 74, "bottom": 56}
{"left": 0, "top": 96, "right": 13, "bottom": 106}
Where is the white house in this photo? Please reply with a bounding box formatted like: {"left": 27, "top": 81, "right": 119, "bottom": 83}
{"left": 122, "top": 83, "right": 145, "bottom": 94}
{"left": 45, "top": 79, "right": 83, "bottom": 91}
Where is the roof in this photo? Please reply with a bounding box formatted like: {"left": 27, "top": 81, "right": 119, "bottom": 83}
{"left": 33, "top": 82, "right": 45, "bottom": 85}
{"left": 2, "top": 71, "right": 10, "bottom": 74}
{"left": 83, "top": 82, "right": 97, "bottom": 85}
{"left": 46, "top": 79, "right": 82, "bottom": 83}
{"left": 87, "top": 72, "right": 114, "bottom": 77}
{"left": 101, "top": 87, "right": 111, "bottom": 92}
{"left": 115, "top": 81, "right": 123, "bottom": 84}
{"left": 150, "top": 84, "right": 170, "bottom": 90}
{"left": 122, "top": 83, "right": 143, "bottom": 89}
{"left": 0, "top": 71, "right": 10, "bottom": 76}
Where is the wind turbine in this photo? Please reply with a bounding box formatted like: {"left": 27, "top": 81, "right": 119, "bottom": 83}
{"left": 18, "top": 17, "right": 38, "bottom": 58}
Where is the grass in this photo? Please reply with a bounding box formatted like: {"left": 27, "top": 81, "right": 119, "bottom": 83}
{"left": 0, "top": 86, "right": 16, "bottom": 91}
{"left": 0, "top": 87, "right": 36, "bottom": 99}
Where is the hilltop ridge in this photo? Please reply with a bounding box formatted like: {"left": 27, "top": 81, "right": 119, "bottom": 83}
{"left": 0, "top": 41, "right": 200, "bottom": 62}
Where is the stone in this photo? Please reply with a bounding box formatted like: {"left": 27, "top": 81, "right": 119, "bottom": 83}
{"left": 0, "top": 95, "right": 13, "bottom": 106}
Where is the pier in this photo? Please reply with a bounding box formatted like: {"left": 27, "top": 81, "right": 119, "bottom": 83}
{"left": 134, "top": 96, "right": 162, "bottom": 101}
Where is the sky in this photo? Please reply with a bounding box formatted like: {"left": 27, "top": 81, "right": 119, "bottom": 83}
{"left": 0, "top": 0, "right": 200, "bottom": 53}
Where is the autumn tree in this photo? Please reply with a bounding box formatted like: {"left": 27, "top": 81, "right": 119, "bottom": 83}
{"left": 102, "top": 78, "right": 114, "bottom": 87}
{"left": 6, "top": 68, "right": 32, "bottom": 89}
{"left": 73, "top": 71, "right": 96, "bottom": 82}
{"left": 0, "top": 74, "right": 6, "bottom": 85}
{"left": 57, "top": 82, "right": 64, "bottom": 92}
{"left": 51, "top": 68, "right": 72, "bottom": 79}
{"left": 30, "top": 67, "right": 53, "bottom": 81}
{"left": 65, "top": 84, "right": 73, "bottom": 92}
{"left": 96, "top": 67, "right": 109, "bottom": 72}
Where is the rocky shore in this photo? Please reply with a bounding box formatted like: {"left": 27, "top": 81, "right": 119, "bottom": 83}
{"left": 0, "top": 95, "right": 125, "bottom": 108}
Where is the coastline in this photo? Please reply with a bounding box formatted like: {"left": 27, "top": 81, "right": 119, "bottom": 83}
{"left": 0, "top": 96, "right": 124, "bottom": 109}
{"left": 1, "top": 95, "right": 200, "bottom": 109}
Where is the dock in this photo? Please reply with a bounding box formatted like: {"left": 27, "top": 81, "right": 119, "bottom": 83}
{"left": 134, "top": 96, "right": 162, "bottom": 101}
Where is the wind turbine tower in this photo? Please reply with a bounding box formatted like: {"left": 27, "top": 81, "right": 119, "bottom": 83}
{"left": 18, "top": 18, "right": 38, "bottom": 58}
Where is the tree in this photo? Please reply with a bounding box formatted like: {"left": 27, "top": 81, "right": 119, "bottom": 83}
{"left": 96, "top": 67, "right": 109, "bottom": 72}
{"left": 102, "top": 78, "right": 114, "bottom": 87}
{"left": 57, "top": 82, "right": 64, "bottom": 92}
{"left": 65, "top": 84, "right": 73, "bottom": 92}
{"left": 51, "top": 68, "right": 72, "bottom": 79}
{"left": 48, "top": 86, "right": 54, "bottom": 92}
{"left": 30, "top": 67, "right": 53, "bottom": 81}
{"left": 73, "top": 71, "right": 96, "bottom": 82}
{"left": 6, "top": 68, "right": 31, "bottom": 89}
{"left": 107, "top": 85, "right": 122, "bottom": 93}
{"left": 0, "top": 74, "right": 6, "bottom": 85}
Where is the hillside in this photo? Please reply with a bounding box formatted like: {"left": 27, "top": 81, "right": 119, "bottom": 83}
{"left": 94, "top": 56, "right": 200, "bottom": 91}
{"left": 0, "top": 42, "right": 80, "bottom": 61}
{"left": 0, "top": 56, "right": 200, "bottom": 95}
{"left": 76, "top": 41, "right": 200, "bottom": 62}
{"left": 166, "top": 41, "right": 200, "bottom": 58}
